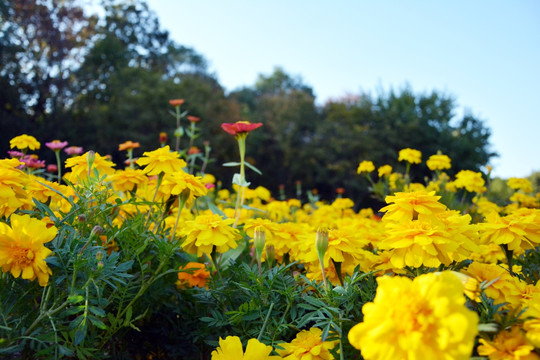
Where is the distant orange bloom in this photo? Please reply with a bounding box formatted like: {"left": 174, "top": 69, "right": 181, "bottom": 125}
{"left": 187, "top": 115, "right": 200, "bottom": 122}
{"left": 177, "top": 262, "right": 210, "bottom": 288}
{"left": 221, "top": 121, "right": 262, "bottom": 137}
{"left": 169, "top": 99, "right": 184, "bottom": 107}
{"left": 188, "top": 146, "right": 201, "bottom": 155}
{"left": 336, "top": 187, "right": 345, "bottom": 194}
{"left": 159, "top": 132, "right": 168, "bottom": 144}
{"left": 118, "top": 141, "right": 140, "bottom": 151}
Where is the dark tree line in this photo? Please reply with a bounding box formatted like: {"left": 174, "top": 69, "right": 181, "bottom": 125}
{"left": 0, "top": 0, "right": 497, "bottom": 204}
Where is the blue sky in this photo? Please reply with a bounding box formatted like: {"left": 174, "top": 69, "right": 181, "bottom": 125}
{"left": 147, "top": 0, "right": 540, "bottom": 179}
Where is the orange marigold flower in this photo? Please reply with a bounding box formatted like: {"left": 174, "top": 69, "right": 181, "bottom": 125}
{"left": 221, "top": 121, "right": 263, "bottom": 137}
{"left": 169, "top": 99, "right": 184, "bottom": 107}
{"left": 118, "top": 140, "right": 140, "bottom": 151}
{"left": 276, "top": 327, "right": 338, "bottom": 360}
{"left": 177, "top": 262, "right": 210, "bottom": 288}
{"left": 187, "top": 115, "right": 200, "bottom": 122}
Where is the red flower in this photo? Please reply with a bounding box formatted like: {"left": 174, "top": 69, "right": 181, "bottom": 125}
{"left": 221, "top": 121, "right": 263, "bottom": 137}
{"left": 169, "top": 99, "right": 184, "bottom": 107}
{"left": 187, "top": 115, "right": 200, "bottom": 122}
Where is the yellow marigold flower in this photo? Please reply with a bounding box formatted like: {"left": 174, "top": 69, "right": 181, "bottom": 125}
{"left": 264, "top": 200, "right": 291, "bottom": 222}
{"left": 473, "top": 196, "right": 501, "bottom": 218}
{"left": 10, "top": 134, "right": 40, "bottom": 151}
{"left": 201, "top": 173, "right": 216, "bottom": 185}
{"left": 478, "top": 210, "right": 540, "bottom": 251}
{"left": 461, "top": 262, "right": 522, "bottom": 307}
{"left": 524, "top": 318, "right": 540, "bottom": 348}
{"left": 0, "top": 159, "right": 29, "bottom": 218}
{"left": 331, "top": 197, "right": 355, "bottom": 211}
{"left": 64, "top": 151, "right": 116, "bottom": 182}
{"left": 454, "top": 170, "right": 486, "bottom": 193}
{"left": 348, "top": 272, "right": 478, "bottom": 360}
{"left": 244, "top": 218, "right": 279, "bottom": 242}
{"left": 398, "top": 147, "right": 422, "bottom": 164}
{"left": 276, "top": 327, "right": 337, "bottom": 360}
{"left": 177, "top": 262, "right": 210, "bottom": 288}
{"left": 388, "top": 172, "right": 403, "bottom": 190}
{"left": 0, "top": 214, "right": 57, "bottom": 286}
{"left": 168, "top": 170, "right": 208, "bottom": 206}
{"left": 211, "top": 336, "right": 279, "bottom": 360}
{"left": 510, "top": 192, "right": 539, "bottom": 208}
{"left": 287, "top": 198, "right": 302, "bottom": 208}
{"left": 268, "top": 222, "right": 312, "bottom": 263}
{"left": 380, "top": 190, "right": 447, "bottom": 223}
{"left": 357, "top": 160, "right": 375, "bottom": 174}
{"left": 109, "top": 169, "right": 148, "bottom": 193}
{"left": 380, "top": 218, "right": 457, "bottom": 268}
{"left": 217, "top": 189, "right": 230, "bottom": 201}
{"left": 136, "top": 145, "right": 187, "bottom": 176}
{"left": 507, "top": 177, "right": 533, "bottom": 193}
{"left": 180, "top": 214, "right": 241, "bottom": 257}
{"left": 255, "top": 186, "right": 272, "bottom": 201}
{"left": 478, "top": 326, "right": 539, "bottom": 360}
{"left": 377, "top": 164, "right": 392, "bottom": 178}
{"left": 426, "top": 153, "right": 452, "bottom": 171}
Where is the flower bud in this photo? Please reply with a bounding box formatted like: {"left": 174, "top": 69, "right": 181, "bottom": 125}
{"left": 96, "top": 250, "right": 104, "bottom": 261}
{"left": 265, "top": 244, "right": 275, "bottom": 267}
{"left": 315, "top": 227, "right": 329, "bottom": 259}
{"left": 90, "top": 225, "right": 103, "bottom": 238}
{"left": 87, "top": 150, "right": 95, "bottom": 176}
{"left": 253, "top": 226, "right": 266, "bottom": 261}
{"left": 97, "top": 261, "right": 104, "bottom": 269}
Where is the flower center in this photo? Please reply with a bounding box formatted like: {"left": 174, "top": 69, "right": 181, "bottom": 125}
{"left": 12, "top": 246, "right": 34, "bottom": 266}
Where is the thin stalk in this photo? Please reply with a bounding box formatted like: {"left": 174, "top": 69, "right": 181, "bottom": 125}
{"left": 233, "top": 136, "right": 246, "bottom": 228}
{"left": 54, "top": 151, "right": 62, "bottom": 183}
{"left": 144, "top": 172, "right": 164, "bottom": 228}
{"left": 257, "top": 302, "right": 275, "bottom": 341}
{"left": 175, "top": 105, "right": 181, "bottom": 152}
{"left": 171, "top": 196, "right": 188, "bottom": 241}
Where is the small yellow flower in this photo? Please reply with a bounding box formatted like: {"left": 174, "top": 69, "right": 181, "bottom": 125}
{"left": 64, "top": 151, "right": 116, "bottom": 182}
{"left": 357, "top": 160, "right": 375, "bottom": 174}
{"left": 398, "top": 148, "right": 422, "bottom": 164}
{"left": 377, "top": 164, "right": 392, "bottom": 178}
{"left": 276, "top": 327, "right": 338, "bottom": 360}
{"left": 0, "top": 214, "right": 57, "bottom": 286}
{"left": 426, "top": 153, "right": 452, "bottom": 171}
{"left": 507, "top": 177, "right": 533, "bottom": 193}
{"left": 454, "top": 170, "right": 486, "bottom": 193}
{"left": 109, "top": 169, "right": 148, "bottom": 193}
{"left": 136, "top": 145, "right": 187, "bottom": 176}
{"left": 10, "top": 134, "right": 41, "bottom": 151}
{"left": 211, "top": 336, "right": 279, "bottom": 360}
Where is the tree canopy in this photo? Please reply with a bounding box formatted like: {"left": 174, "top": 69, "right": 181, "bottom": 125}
{"left": 1, "top": 0, "right": 497, "bottom": 205}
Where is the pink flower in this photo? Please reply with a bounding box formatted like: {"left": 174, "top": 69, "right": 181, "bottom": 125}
{"left": 46, "top": 140, "right": 68, "bottom": 151}
{"left": 64, "top": 146, "right": 83, "bottom": 156}
{"left": 47, "top": 164, "right": 58, "bottom": 173}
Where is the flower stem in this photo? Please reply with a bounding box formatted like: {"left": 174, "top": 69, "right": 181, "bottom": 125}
{"left": 54, "top": 150, "right": 62, "bottom": 184}
{"left": 257, "top": 302, "right": 274, "bottom": 341}
{"left": 145, "top": 172, "right": 164, "bottom": 228}
{"left": 233, "top": 136, "right": 246, "bottom": 228}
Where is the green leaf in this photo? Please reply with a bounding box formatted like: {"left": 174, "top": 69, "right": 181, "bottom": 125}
{"left": 67, "top": 295, "right": 85, "bottom": 304}
{"left": 222, "top": 162, "right": 241, "bottom": 167}
{"left": 206, "top": 198, "right": 227, "bottom": 218}
{"left": 244, "top": 162, "right": 262, "bottom": 175}
{"left": 89, "top": 316, "right": 108, "bottom": 330}
{"left": 232, "top": 173, "right": 250, "bottom": 187}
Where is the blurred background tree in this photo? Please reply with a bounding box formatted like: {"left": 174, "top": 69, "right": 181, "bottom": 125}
{"left": 1, "top": 0, "right": 497, "bottom": 205}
